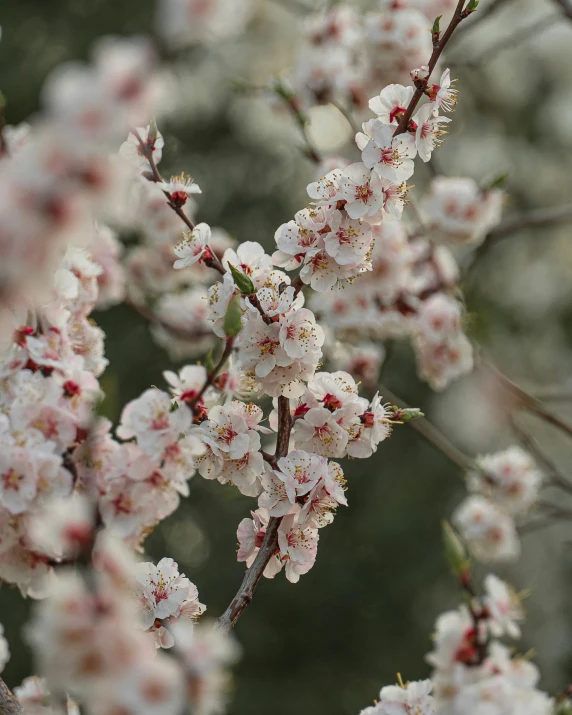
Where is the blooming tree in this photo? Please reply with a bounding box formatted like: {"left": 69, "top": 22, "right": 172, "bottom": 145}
{"left": 1, "top": 1, "right": 572, "bottom": 715}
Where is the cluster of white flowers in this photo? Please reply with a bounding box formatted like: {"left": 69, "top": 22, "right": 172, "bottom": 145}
{"left": 24, "top": 536, "right": 236, "bottom": 715}
{"left": 359, "top": 572, "right": 552, "bottom": 715}
{"left": 427, "top": 573, "right": 552, "bottom": 714}
{"left": 289, "top": 2, "right": 458, "bottom": 111}
{"left": 453, "top": 446, "right": 543, "bottom": 563}
{"left": 0, "top": 35, "right": 162, "bottom": 339}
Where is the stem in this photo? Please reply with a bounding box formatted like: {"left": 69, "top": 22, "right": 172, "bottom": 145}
{"left": 394, "top": 0, "right": 471, "bottom": 137}
{"left": 379, "top": 384, "right": 473, "bottom": 472}
{"left": 131, "top": 127, "right": 196, "bottom": 233}
{"left": 488, "top": 364, "right": 572, "bottom": 440}
{"left": 0, "top": 679, "right": 21, "bottom": 715}
{"left": 217, "top": 396, "right": 291, "bottom": 633}
{"left": 553, "top": 0, "right": 572, "bottom": 20}
{"left": 188, "top": 337, "right": 235, "bottom": 413}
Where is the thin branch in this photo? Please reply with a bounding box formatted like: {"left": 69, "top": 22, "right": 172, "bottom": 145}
{"left": 509, "top": 415, "right": 572, "bottom": 496}
{"left": 451, "top": 0, "right": 517, "bottom": 41}
{"left": 486, "top": 203, "right": 572, "bottom": 241}
{"left": 0, "top": 679, "right": 22, "bottom": 715}
{"left": 488, "top": 363, "right": 572, "bottom": 440}
{"left": 379, "top": 384, "right": 473, "bottom": 472}
{"left": 453, "top": 13, "right": 561, "bottom": 69}
{"left": 188, "top": 337, "right": 235, "bottom": 413}
{"left": 217, "top": 396, "right": 292, "bottom": 632}
{"left": 394, "top": 0, "right": 472, "bottom": 137}
{"left": 553, "top": 0, "right": 572, "bottom": 20}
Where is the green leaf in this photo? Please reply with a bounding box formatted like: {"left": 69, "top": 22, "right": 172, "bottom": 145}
{"left": 431, "top": 15, "right": 442, "bottom": 35}
{"left": 204, "top": 349, "right": 215, "bottom": 374}
{"left": 227, "top": 263, "right": 256, "bottom": 296}
{"left": 481, "top": 172, "right": 508, "bottom": 191}
{"left": 399, "top": 407, "right": 424, "bottom": 422}
{"left": 223, "top": 295, "right": 244, "bottom": 337}
{"left": 442, "top": 521, "right": 470, "bottom": 578}
{"left": 148, "top": 116, "right": 158, "bottom": 144}
{"left": 465, "top": 0, "right": 479, "bottom": 13}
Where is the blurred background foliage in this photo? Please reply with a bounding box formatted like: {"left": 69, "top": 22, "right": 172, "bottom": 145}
{"left": 1, "top": 0, "right": 572, "bottom": 712}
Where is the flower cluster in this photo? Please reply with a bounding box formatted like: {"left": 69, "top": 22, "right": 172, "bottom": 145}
{"left": 288, "top": 2, "right": 458, "bottom": 111}
{"left": 426, "top": 574, "right": 552, "bottom": 714}
{"left": 0, "top": 35, "right": 161, "bottom": 339}
{"left": 453, "top": 446, "right": 543, "bottom": 563}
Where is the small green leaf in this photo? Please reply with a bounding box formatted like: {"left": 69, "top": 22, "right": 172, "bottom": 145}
{"left": 431, "top": 15, "right": 442, "bottom": 35}
{"left": 465, "top": 0, "right": 479, "bottom": 13}
{"left": 204, "top": 349, "right": 215, "bottom": 374}
{"left": 398, "top": 407, "right": 424, "bottom": 422}
{"left": 227, "top": 263, "right": 256, "bottom": 296}
{"left": 481, "top": 172, "right": 508, "bottom": 191}
{"left": 223, "top": 295, "right": 244, "bottom": 337}
{"left": 148, "top": 116, "right": 159, "bottom": 144}
{"left": 442, "top": 521, "right": 471, "bottom": 578}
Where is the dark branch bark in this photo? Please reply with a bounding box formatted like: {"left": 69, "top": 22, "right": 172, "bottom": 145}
{"left": 394, "top": 0, "right": 471, "bottom": 137}
{"left": 0, "top": 678, "right": 22, "bottom": 715}
{"left": 217, "top": 396, "right": 292, "bottom": 633}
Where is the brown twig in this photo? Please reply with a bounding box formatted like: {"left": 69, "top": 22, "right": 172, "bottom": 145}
{"left": 132, "top": 127, "right": 197, "bottom": 233}
{"left": 488, "top": 364, "right": 572, "bottom": 440}
{"left": 217, "top": 396, "right": 292, "bottom": 632}
{"left": 486, "top": 203, "right": 572, "bottom": 242}
{"left": 509, "top": 415, "right": 572, "bottom": 496}
{"left": 394, "top": 0, "right": 472, "bottom": 137}
{"left": 0, "top": 679, "right": 21, "bottom": 715}
{"left": 379, "top": 384, "right": 473, "bottom": 472}
{"left": 553, "top": 0, "right": 572, "bottom": 20}
{"left": 188, "top": 337, "right": 235, "bottom": 413}
{"left": 452, "top": 13, "right": 561, "bottom": 69}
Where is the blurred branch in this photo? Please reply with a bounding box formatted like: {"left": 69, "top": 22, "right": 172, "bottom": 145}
{"left": 488, "top": 363, "right": 572, "bottom": 440}
{"left": 0, "top": 679, "right": 21, "bottom": 715}
{"left": 487, "top": 203, "right": 572, "bottom": 241}
{"left": 453, "top": 12, "right": 560, "bottom": 69}
{"left": 379, "top": 384, "right": 473, "bottom": 472}
{"left": 451, "top": 0, "right": 517, "bottom": 41}
{"left": 465, "top": 203, "right": 572, "bottom": 278}
{"left": 509, "top": 415, "right": 572, "bottom": 496}
{"left": 552, "top": 0, "right": 572, "bottom": 20}
{"left": 217, "top": 396, "right": 292, "bottom": 633}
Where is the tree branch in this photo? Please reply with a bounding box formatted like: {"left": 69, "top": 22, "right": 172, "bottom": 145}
{"left": 0, "top": 679, "right": 21, "bottom": 715}
{"left": 486, "top": 203, "right": 572, "bottom": 242}
{"left": 379, "top": 384, "right": 473, "bottom": 472}
{"left": 488, "top": 363, "right": 572, "bottom": 440}
{"left": 553, "top": 0, "right": 572, "bottom": 20}
{"left": 394, "top": 0, "right": 473, "bottom": 137}
{"left": 217, "top": 396, "right": 292, "bottom": 633}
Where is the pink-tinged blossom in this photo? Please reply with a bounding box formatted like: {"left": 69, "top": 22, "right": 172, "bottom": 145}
{"left": 236, "top": 508, "right": 283, "bottom": 577}
{"left": 173, "top": 222, "right": 211, "bottom": 269}
{"left": 28, "top": 493, "right": 94, "bottom": 561}
{"left": 368, "top": 83, "right": 414, "bottom": 125}
{"left": 360, "top": 679, "right": 435, "bottom": 715}
{"left": 275, "top": 449, "right": 328, "bottom": 501}
{"left": 427, "top": 68, "right": 458, "bottom": 112}
{"left": 119, "top": 125, "right": 164, "bottom": 170}
{"left": 307, "top": 168, "right": 343, "bottom": 205}
{"left": 359, "top": 119, "right": 417, "bottom": 183}
{"left": 195, "top": 404, "right": 250, "bottom": 460}
{"left": 293, "top": 406, "right": 349, "bottom": 458}
{"left": 468, "top": 446, "right": 543, "bottom": 516}
{"left": 136, "top": 557, "right": 205, "bottom": 634}
{"left": 279, "top": 308, "right": 325, "bottom": 360}
{"left": 413, "top": 103, "right": 450, "bottom": 162}
{"left": 0, "top": 623, "right": 9, "bottom": 674}
{"left": 0, "top": 448, "right": 39, "bottom": 514}
{"left": 277, "top": 514, "right": 319, "bottom": 583}
{"left": 483, "top": 574, "right": 523, "bottom": 639}
{"left": 207, "top": 272, "right": 237, "bottom": 338}
{"left": 159, "top": 173, "right": 201, "bottom": 207}
{"left": 323, "top": 211, "right": 373, "bottom": 265}
{"left": 223, "top": 241, "right": 273, "bottom": 288}
{"left": 338, "top": 163, "right": 384, "bottom": 220}
{"left": 117, "top": 388, "right": 191, "bottom": 460}
{"left": 453, "top": 495, "right": 520, "bottom": 563}
{"left": 163, "top": 364, "right": 207, "bottom": 405}
{"left": 236, "top": 315, "right": 293, "bottom": 379}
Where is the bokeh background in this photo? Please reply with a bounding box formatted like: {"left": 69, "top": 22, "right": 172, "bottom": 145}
{"left": 1, "top": 0, "right": 572, "bottom": 712}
